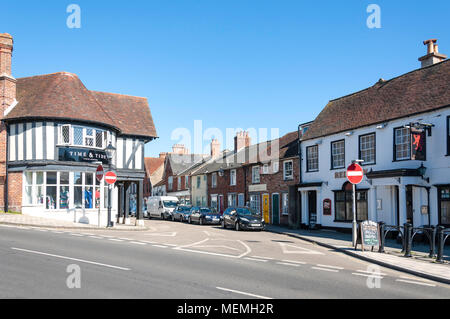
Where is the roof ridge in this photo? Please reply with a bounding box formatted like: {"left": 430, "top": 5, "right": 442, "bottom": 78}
{"left": 90, "top": 90, "right": 147, "bottom": 100}
{"left": 329, "top": 59, "right": 449, "bottom": 103}
{"left": 17, "top": 71, "right": 78, "bottom": 80}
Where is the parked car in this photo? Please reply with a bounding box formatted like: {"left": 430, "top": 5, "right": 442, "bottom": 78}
{"left": 129, "top": 199, "right": 149, "bottom": 218}
{"left": 188, "top": 207, "right": 221, "bottom": 225}
{"left": 173, "top": 205, "right": 192, "bottom": 222}
{"left": 222, "top": 207, "right": 265, "bottom": 231}
{"left": 147, "top": 196, "right": 179, "bottom": 220}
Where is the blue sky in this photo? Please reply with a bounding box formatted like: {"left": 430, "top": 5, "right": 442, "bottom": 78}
{"left": 2, "top": 0, "right": 449, "bottom": 157}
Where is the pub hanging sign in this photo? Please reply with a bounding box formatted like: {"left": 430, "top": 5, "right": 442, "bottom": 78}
{"left": 58, "top": 147, "right": 109, "bottom": 164}
{"left": 410, "top": 127, "right": 426, "bottom": 161}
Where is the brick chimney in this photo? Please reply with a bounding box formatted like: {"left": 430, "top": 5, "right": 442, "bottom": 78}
{"left": 419, "top": 39, "right": 447, "bottom": 68}
{"left": 159, "top": 152, "right": 168, "bottom": 159}
{"left": 172, "top": 144, "right": 189, "bottom": 154}
{"left": 234, "top": 131, "right": 251, "bottom": 152}
{"left": 210, "top": 138, "right": 220, "bottom": 158}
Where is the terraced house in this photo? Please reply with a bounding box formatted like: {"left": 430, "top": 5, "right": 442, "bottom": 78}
{"left": 0, "top": 33, "right": 157, "bottom": 226}
{"left": 298, "top": 40, "right": 450, "bottom": 230}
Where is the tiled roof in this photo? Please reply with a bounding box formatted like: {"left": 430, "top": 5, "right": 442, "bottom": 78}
{"left": 144, "top": 157, "right": 165, "bottom": 176}
{"left": 167, "top": 154, "right": 209, "bottom": 175}
{"left": 6, "top": 72, "right": 157, "bottom": 139}
{"left": 302, "top": 60, "right": 450, "bottom": 141}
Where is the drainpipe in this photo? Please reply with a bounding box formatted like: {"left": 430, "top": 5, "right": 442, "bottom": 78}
{"left": 298, "top": 124, "right": 302, "bottom": 185}
{"left": 4, "top": 122, "right": 9, "bottom": 213}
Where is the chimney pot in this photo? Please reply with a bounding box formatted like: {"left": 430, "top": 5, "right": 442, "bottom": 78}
{"left": 419, "top": 39, "right": 447, "bottom": 68}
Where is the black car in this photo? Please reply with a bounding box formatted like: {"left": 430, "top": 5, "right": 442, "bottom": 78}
{"left": 173, "top": 205, "right": 192, "bottom": 222}
{"left": 188, "top": 207, "right": 221, "bottom": 225}
{"left": 222, "top": 207, "right": 265, "bottom": 231}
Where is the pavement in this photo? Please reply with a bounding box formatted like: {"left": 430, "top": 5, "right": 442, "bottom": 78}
{"left": 266, "top": 225, "right": 450, "bottom": 285}
{"left": 0, "top": 216, "right": 449, "bottom": 298}
{"left": 0, "top": 212, "right": 147, "bottom": 231}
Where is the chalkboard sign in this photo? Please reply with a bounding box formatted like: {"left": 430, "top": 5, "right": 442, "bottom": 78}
{"left": 356, "top": 220, "right": 380, "bottom": 251}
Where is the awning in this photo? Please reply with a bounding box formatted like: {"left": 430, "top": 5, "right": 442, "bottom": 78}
{"left": 366, "top": 168, "right": 421, "bottom": 179}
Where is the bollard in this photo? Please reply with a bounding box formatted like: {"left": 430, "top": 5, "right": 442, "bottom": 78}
{"left": 404, "top": 223, "right": 412, "bottom": 257}
{"left": 378, "top": 222, "right": 385, "bottom": 253}
{"left": 429, "top": 226, "right": 436, "bottom": 258}
{"left": 436, "top": 226, "right": 445, "bottom": 263}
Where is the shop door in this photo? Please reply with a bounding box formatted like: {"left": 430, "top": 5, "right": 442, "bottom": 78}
{"left": 308, "top": 191, "right": 317, "bottom": 228}
{"left": 272, "top": 194, "right": 280, "bottom": 225}
{"left": 406, "top": 186, "right": 413, "bottom": 225}
{"left": 262, "top": 194, "right": 270, "bottom": 224}
{"left": 219, "top": 195, "right": 224, "bottom": 214}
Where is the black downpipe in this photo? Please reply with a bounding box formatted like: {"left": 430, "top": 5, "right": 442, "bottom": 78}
{"left": 4, "top": 122, "right": 8, "bottom": 213}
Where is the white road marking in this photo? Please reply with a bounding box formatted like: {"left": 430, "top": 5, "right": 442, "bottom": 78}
{"left": 312, "top": 266, "right": 339, "bottom": 273}
{"left": 11, "top": 247, "right": 130, "bottom": 271}
{"left": 152, "top": 245, "right": 168, "bottom": 248}
{"left": 278, "top": 242, "right": 324, "bottom": 255}
{"left": 281, "top": 260, "right": 306, "bottom": 265}
{"left": 251, "top": 256, "right": 274, "bottom": 260}
{"left": 395, "top": 279, "right": 436, "bottom": 287}
{"left": 148, "top": 232, "right": 177, "bottom": 237}
{"left": 70, "top": 233, "right": 84, "bottom": 237}
{"left": 108, "top": 238, "right": 124, "bottom": 242}
{"left": 88, "top": 236, "right": 104, "bottom": 239}
{"left": 51, "top": 231, "right": 65, "bottom": 234}
{"left": 118, "top": 238, "right": 131, "bottom": 241}
{"left": 316, "top": 264, "right": 344, "bottom": 270}
{"left": 276, "top": 262, "right": 301, "bottom": 267}
{"left": 130, "top": 241, "right": 147, "bottom": 245}
{"left": 216, "top": 287, "right": 272, "bottom": 299}
{"left": 140, "top": 240, "right": 158, "bottom": 244}
{"left": 356, "top": 269, "right": 387, "bottom": 276}
{"left": 163, "top": 243, "right": 177, "bottom": 247}
{"left": 196, "top": 245, "right": 240, "bottom": 251}
{"left": 244, "top": 257, "right": 269, "bottom": 262}
{"left": 36, "top": 229, "right": 49, "bottom": 232}
{"left": 352, "top": 272, "right": 384, "bottom": 279}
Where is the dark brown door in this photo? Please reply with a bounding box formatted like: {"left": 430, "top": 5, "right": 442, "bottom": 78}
{"left": 406, "top": 185, "right": 413, "bottom": 225}
{"left": 308, "top": 191, "right": 317, "bottom": 228}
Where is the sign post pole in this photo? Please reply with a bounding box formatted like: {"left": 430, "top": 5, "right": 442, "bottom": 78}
{"left": 104, "top": 171, "right": 117, "bottom": 228}
{"left": 347, "top": 161, "right": 364, "bottom": 249}
{"left": 96, "top": 164, "right": 104, "bottom": 227}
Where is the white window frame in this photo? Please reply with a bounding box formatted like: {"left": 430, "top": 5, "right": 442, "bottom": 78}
{"left": 394, "top": 127, "right": 411, "bottom": 161}
{"left": 262, "top": 164, "right": 269, "bottom": 174}
{"left": 306, "top": 145, "right": 319, "bottom": 172}
{"left": 252, "top": 166, "right": 260, "bottom": 184}
{"left": 331, "top": 140, "right": 345, "bottom": 169}
{"left": 230, "top": 169, "right": 236, "bottom": 186}
{"left": 283, "top": 160, "right": 293, "bottom": 180}
{"left": 168, "top": 176, "right": 173, "bottom": 190}
{"left": 272, "top": 161, "right": 279, "bottom": 173}
{"left": 212, "top": 173, "right": 217, "bottom": 188}
{"left": 282, "top": 192, "right": 289, "bottom": 215}
{"left": 58, "top": 124, "right": 107, "bottom": 150}
{"left": 178, "top": 176, "right": 181, "bottom": 190}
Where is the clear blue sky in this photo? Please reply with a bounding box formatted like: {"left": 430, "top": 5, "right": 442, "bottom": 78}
{"left": 2, "top": 1, "right": 449, "bottom": 157}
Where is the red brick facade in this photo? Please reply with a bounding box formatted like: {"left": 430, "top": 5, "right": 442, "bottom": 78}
{"left": 7, "top": 172, "right": 22, "bottom": 212}
{"left": 207, "top": 167, "right": 247, "bottom": 213}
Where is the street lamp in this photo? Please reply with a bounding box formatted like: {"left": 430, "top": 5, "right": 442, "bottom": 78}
{"left": 418, "top": 163, "right": 429, "bottom": 183}
{"left": 104, "top": 142, "right": 116, "bottom": 227}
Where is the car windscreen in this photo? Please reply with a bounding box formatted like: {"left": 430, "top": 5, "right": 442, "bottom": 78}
{"left": 163, "top": 201, "right": 178, "bottom": 208}
{"left": 200, "top": 208, "right": 217, "bottom": 214}
{"left": 237, "top": 208, "right": 259, "bottom": 216}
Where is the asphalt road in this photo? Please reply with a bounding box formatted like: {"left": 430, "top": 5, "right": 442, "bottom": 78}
{"left": 0, "top": 220, "right": 449, "bottom": 299}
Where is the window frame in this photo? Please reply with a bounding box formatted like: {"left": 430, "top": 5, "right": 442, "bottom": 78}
{"left": 168, "top": 176, "right": 173, "bottom": 191}
{"left": 447, "top": 116, "right": 450, "bottom": 156}
{"left": 281, "top": 192, "right": 289, "bottom": 216}
{"left": 393, "top": 126, "right": 411, "bottom": 162}
{"left": 358, "top": 132, "right": 376, "bottom": 166}
{"left": 252, "top": 166, "right": 260, "bottom": 184}
{"left": 330, "top": 139, "right": 345, "bottom": 170}
{"left": 283, "top": 160, "right": 294, "bottom": 180}
{"left": 306, "top": 145, "right": 319, "bottom": 172}
{"left": 58, "top": 124, "right": 107, "bottom": 150}
{"left": 212, "top": 173, "right": 217, "bottom": 188}
{"left": 230, "top": 169, "right": 237, "bottom": 186}
{"left": 438, "top": 185, "right": 450, "bottom": 227}
{"left": 333, "top": 189, "right": 368, "bottom": 222}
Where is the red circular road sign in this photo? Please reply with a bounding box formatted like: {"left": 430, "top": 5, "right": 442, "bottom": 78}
{"left": 346, "top": 163, "right": 364, "bottom": 184}
{"left": 96, "top": 165, "right": 104, "bottom": 182}
{"left": 104, "top": 171, "right": 117, "bottom": 185}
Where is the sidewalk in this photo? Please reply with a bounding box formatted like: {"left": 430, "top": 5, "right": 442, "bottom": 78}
{"left": 266, "top": 225, "right": 450, "bottom": 285}
{"left": 0, "top": 213, "right": 147, "bottom": 231}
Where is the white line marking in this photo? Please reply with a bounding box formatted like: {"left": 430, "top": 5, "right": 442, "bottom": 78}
{"left": 51, "top": 231, "right": 65, "bottom": 234}
{"left": 244, "top": 257, "right": 268, "bottom": 262}
{"left": 279, "top": 242, "right": 324, "bottom": 255}
{"left": 118, "top": 238, "right": 131, "bottom": 241}
{"left": 130, "top": 241, "right": 147, "bottom": 245}
{"left": 152, "top": 245, "right": 168, "bottom": 248}
{"left": 88, "top": 236, "right": 104, "bottom": 239}
{"left": 316, "top": 264, "right": 344, "bottom": 270}
{"left": 281, "top": 260, "right": 306, "bottom": 265}
{"left": 108, "top": 238, "right": 124, "bottom": 242}
{"left": 140, "top": 240, "right": 157, "bottom": 244}
{"left": 395, "top": 279, "right": 436, "bottom": 287}
{"left": 70, "top": 233, "right": 84, "bottom": 237}
{"left": 163, "top": 243, "right": 177, "bottom": 247}
{"left": 36, "top": 229, "right": 49, "bottom": 232}
{"left": 216, "top": 287, "right": 272, "bottom": 299}
{"left": 357, "top": 269, "right": 387, "bottom": 276}
{"left": 352, "top": 272, "right": 384, "bottom": 279}
{"left": 312, "top": 266, "right": 339, "bottom": 272}
{"left": 11, "top": 247, "right": 130, "bottom": 271}
{"left": 276, "top": 262, "right": 300, "bottom": 267}
{"left": 251, "top": 256, "right": 274, "bottom": 260}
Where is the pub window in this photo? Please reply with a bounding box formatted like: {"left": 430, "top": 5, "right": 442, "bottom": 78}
{"left": 394, "top": 127, "right": 411, "bottom": 161}
{"left": 306, "top": 145, "right": 319, "bottom": 172}
{"left": 334, "top": 189, "right": 368, "bottom": 222}
{"left": 331, "top": 140, "right": 345, "bottom": 169}
{"left": 439, "top": 187, "right": 450, "bottom": 226}
{"left": 359, "top": 133, "right": 375, "bottom": 164}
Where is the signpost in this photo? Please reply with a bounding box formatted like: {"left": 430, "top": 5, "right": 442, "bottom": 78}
{"left": 358, "top": 220, "right": 380, "bottom": 251}
{"left": 96, "top": 165, "right": 104, "bottom": 227}
{"left": 104, "top": 171, "right": 117, "bottom": 227}
{"left": 347, "top": 162, "right": 364, "bottom": 248}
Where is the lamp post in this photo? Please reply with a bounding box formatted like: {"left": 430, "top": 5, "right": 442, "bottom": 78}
{"left": 105, "top": 142, "right": 116, "bottom": 228}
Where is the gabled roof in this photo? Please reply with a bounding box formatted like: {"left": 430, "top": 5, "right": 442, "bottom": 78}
{"left": 5, "top": 72, "right": 157, "bottom": 139}
{"left": 302, "top": 60, "right": 450, "bottom": 141}
{"left": 144, "top": 157, "right": 165, "bottom": 176}
{"left": 166, "top": 153, "right": 209, "bottom": 176}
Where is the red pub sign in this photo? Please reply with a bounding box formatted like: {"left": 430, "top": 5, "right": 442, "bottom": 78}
{"left": 411, "top": 127, "right": 426, "bottom": 161}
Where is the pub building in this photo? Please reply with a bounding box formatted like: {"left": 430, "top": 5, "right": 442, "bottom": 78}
{"left": 0, "top": 33, "right": 157, "bottom": 226}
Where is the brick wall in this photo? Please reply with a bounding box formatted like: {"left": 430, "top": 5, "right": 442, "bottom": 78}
{"left": 7, "top": 171, "right": 22, "bottom": 212}
{"left": 207, "top": 167, "right": 247, "bottom": 212}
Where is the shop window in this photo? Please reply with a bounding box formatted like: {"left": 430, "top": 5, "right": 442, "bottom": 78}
{"left": 24, "top": 172, "right": 33, "bottom": 205}
{"left": 250, "top": 194, "right": 261, "bottom": 214}
{"left": 46, "top": 172, "right": 57, "bottom": 210}
{"left": 84, "top": 173, "right": 94, "bottom": 209}
{"left": 60, "top": 172, "right": 70, "bottom": 209}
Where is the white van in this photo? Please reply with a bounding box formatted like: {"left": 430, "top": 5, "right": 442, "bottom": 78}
{"left": 148, "top": 196, "right": 179, "bottom": 220}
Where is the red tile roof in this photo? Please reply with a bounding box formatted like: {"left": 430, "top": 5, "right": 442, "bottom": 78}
{"left": 6, "top": 72, "right": 157, "bottom": 139}
{"left": 144, "top": 157, "right": 165, "bottom": 176}
{"left": 302, "top": 60, "right": 450, "bottom": 141}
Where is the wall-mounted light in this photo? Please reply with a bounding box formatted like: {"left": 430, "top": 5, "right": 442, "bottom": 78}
{"left": 418, "top": 163, "right": 430, "bottom": 183}
{"left": 316, "top": 139, "right": 322, "bottom": 145}
{"left": 345, "top": 131, "right": 353, "bottom": 136}
{"left": 376, "top": 123, "right": 387, "bottom": 129}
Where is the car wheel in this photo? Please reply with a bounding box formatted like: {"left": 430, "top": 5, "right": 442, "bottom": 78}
{"left": 221, "top": 220, "right": 226, "bottom": 229}
{"left": 161, "top": 213, "right": 165, "bottom": 220}
{"left": 199, "top": 218, "right": 203, "bottom": 225}
{"left": 235, "top": 221, "right": 240, "bottom": 231}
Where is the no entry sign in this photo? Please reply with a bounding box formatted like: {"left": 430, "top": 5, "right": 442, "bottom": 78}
{"left": 104, "top": 171, "right": 117, "bottom": 185}
{"left": 96, "top": 165, "right": 104, "bottom": 182}
{"left": 346, "top": 163, "right": 364, "bottom": 184}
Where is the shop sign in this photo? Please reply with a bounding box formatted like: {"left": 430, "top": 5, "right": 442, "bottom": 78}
{"left": 248, "top": 184, "right": 267, "bottom": 192}
{"left": 323, "top": 198, "right": 332, "bottom": 216}
{"left": 58, "top": 147, "right": 109, "bottom": 164}
{"left": 411, "top": 127, "right": 426, "bottom": 161}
